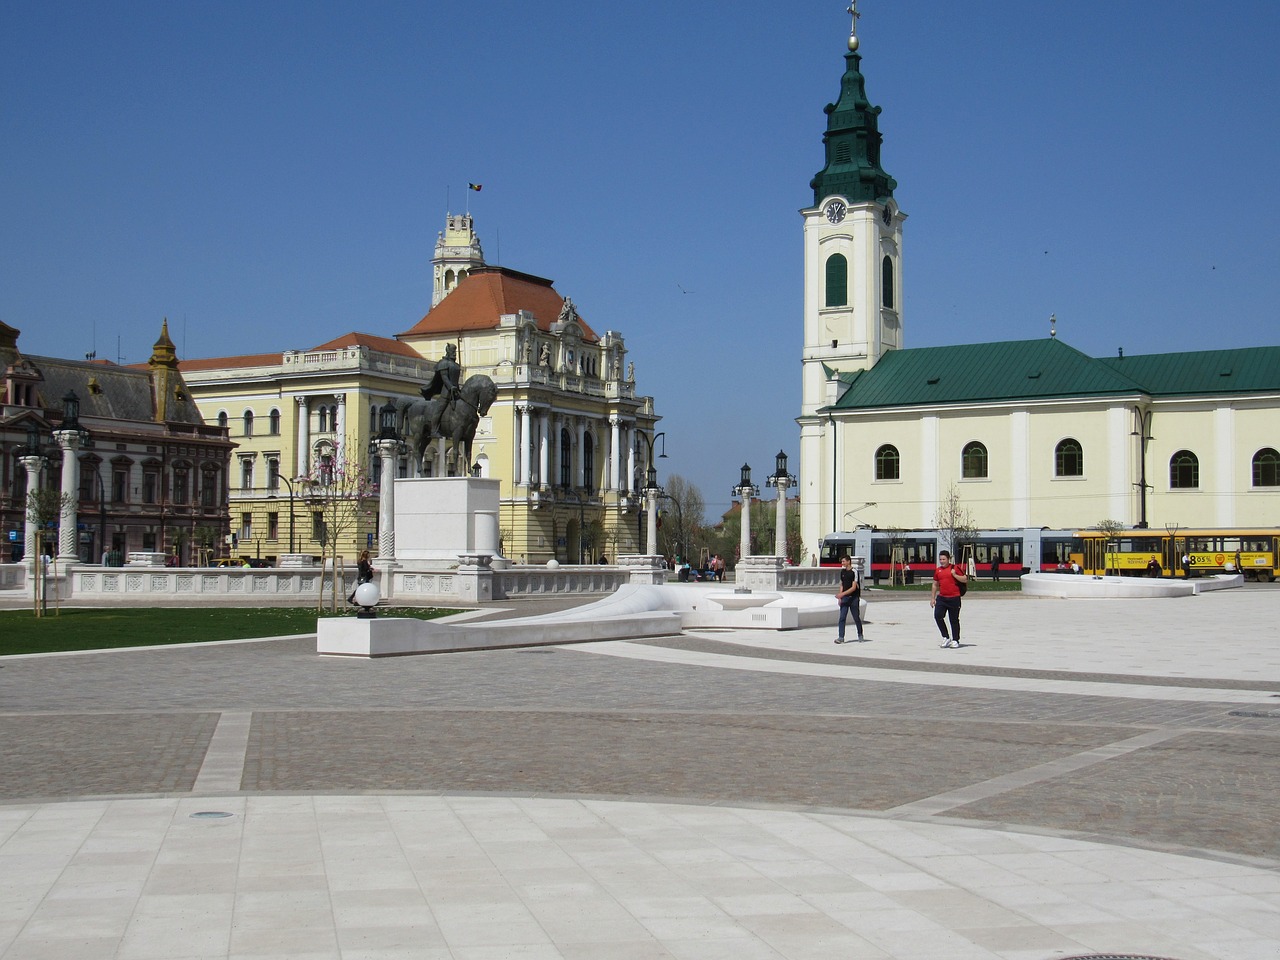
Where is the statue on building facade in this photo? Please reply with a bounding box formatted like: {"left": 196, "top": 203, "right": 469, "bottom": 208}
{"left": 557, "top": 297, "right": 577, "bottom": 326}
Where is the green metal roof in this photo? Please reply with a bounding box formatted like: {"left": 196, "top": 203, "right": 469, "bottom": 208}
{"left": 825, "top": 338, "right": 1280, "bottom": 411}
{"left": 810, "top": 49, "right": 896, "bottom": 206}
{"left": 1097, "top": 346, "right": 1280, "bottom": 396}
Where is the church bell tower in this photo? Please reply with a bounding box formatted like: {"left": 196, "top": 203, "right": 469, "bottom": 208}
{"left": 800, "top": 2, "right": 904, "bottom": 420}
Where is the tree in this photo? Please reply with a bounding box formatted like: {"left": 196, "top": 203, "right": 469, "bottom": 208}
{"left": 25, "top": 490, "right": 72, "bottom": 617}
{"left": 933, "top": 485, "right": 977, "bottom": 567}
{"left": 657, "top": 474, "right": 705, "bottom": 562}
{"left": 299, "top": 450, "right": 376, "bottom": 612}
{"left": 1095, "top": 518, "right": 1124, "bottom": 576}
{"left": 192, "top": 525, "right": 220, "bottom": 567}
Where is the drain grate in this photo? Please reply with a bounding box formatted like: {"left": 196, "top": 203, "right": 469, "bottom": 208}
{"left": 189, "top": 811, "right": 235, "bottom": 819}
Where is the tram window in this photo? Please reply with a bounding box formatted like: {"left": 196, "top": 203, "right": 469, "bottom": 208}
{"left": 1042, "top": 539, "right": 1073, "bottom": 566}
{"left": 1221, "top": 538, "right": 1241, "bottom": 552}
{"left": 872, "top": 541, "right": 892, "bottom": 565}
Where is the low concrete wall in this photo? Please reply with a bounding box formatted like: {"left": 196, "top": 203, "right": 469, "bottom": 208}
{"left": 1021, "top": 572, "right": 1243, "bottom": 599}
{"left": 0, "top": 563, "right": 25, "bottom": 590}
{"left": 70, "top": 566, "right": 355, "bottom": 602}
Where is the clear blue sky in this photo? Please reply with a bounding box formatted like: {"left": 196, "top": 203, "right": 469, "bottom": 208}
{"left": 5, "top": 1, "right": 1279, "bottom": 522}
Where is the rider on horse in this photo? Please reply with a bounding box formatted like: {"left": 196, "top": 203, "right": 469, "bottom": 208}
{"left": 421, "top": 344, "right": 463, "bottom": 434}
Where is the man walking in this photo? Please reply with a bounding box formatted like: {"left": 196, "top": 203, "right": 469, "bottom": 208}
{"left": 931, "top": 550, "right": 966, "bottom": 648}
{"left": 834, "top": 555, "right": 864, "bottom": 644}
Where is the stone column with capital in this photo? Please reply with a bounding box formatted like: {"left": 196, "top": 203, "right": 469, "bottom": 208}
{"left": 739, "top": 494, "right": 752, "bottom": 561}
{"left": 538, "top": 411, "right": 550, "bottom": 488}
{"left": 376, "top": 439, "right": 399, "bottom": 562}
{"left": 774, "top": 477, "right": 791, "bottom": 561}
{"left": 519, "top": 405, "right": 532, "bottom": 485}
{"left": 645, "top": 488, "right": 659, "bottom": 557}
{"left": 54, "top": 431, "right": 82, "bottom": 561}
{"left": 19, "top": 456, "right": 44, "bottom": 565}
{"left": 295, "top": 396, "right": 310, "bottom": 476}
{"left": 609, "top": 416, "right": 620, "bottom": 492}
{"left": 335, "top": 395, "right": 347, "bottom": 452}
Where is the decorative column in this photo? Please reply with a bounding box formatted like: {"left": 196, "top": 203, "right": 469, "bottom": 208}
{"left": 538, "top": 411, "right": 550, "bottom": 489}
{"left": 295, "top": 396, "right": 310, "bottom": 476}
{"left": 520, "top": 405, "right": 532, "bottom": 485}
{"left": 377, "top": 438, "right": 399, "bottom": 561}
{"left": 626, "top": 424, "right": 636, "bottom": 493}
{"left": 19, "top": 456, "right": 44, "bottom": 564}
{"left": 575, "top": 419, "right": 586, "bottom": 488}
{"left": 54, "top": 431, "right": 82, "bottom": 562}
{"left": 609, "top": 416, "right": 621, "bottom": 492}
{"left": 335, "top": 395, "right": 347, "bottom": 451}
{"left": 773, "top": 478, "right": 791, "bottom": 559}
{"left": 646, "top": 487, "right": 659, "bottom": 556}
{"left": 733, "top": 464, "right": 760, "bottom": 561}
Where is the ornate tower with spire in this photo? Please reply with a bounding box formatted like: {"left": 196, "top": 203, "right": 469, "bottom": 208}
{"left": 431, "top": 213, "right": 486, "bottom": 307}
{"left": 799, "top": 4, "right": 906, "bottom": 553}
{"left": 800, "top": 1, "right": 904, "bottom": 422}
{"left": 148, "top": 318, "right": 181, "bottom": 422}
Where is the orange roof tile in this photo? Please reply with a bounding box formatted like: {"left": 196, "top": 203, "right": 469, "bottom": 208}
{"left": 178, "top": 352, "right": 284, "bottom": 372}
{"left": 398, "top": 267, "right": 598, "bottom": 341}
{"left": 307, "top": 331, "right": 422, "bottom": 358}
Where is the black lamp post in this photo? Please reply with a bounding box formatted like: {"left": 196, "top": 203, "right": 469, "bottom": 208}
{"left": 278, "top": 475, "right": 299, "bottom": 554}
{"left": 1131, "top": 406, "right": 1154, "bottom": 529}
{"left": 61, "top": 390, "right": 82, "bottom": 432}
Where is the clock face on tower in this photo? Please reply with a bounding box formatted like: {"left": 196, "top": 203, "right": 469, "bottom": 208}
{"left": 882, "top": 204, "right": 893, "bottom": 225}
{"left": 824, "top": 199, "right": 847, "bottom": 224}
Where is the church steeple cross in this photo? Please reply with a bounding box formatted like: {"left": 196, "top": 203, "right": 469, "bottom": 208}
{"left": 847, "top": 1, "right": 861, "bottom": 51}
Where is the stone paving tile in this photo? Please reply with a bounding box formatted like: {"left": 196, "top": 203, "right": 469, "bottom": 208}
{"left": 0, "top": 714, "right": 217, "bottom": 800}
{"left": 948, "top": 731, "right": 1280, "bottom": 860}
{"left": 240, "top": 709, "right": 1129, "bottom": 808}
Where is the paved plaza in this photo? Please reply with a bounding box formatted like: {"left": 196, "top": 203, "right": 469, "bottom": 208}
{"left": 1, "top": 588, "right": 1278, "bottom": 959}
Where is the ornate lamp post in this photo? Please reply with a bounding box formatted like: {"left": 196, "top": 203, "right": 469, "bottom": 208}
{"left": 19, "top": 423, "right": 50, "bottom": 566}
{"left": 638, "top": 432, "right": 666, "bottom": 557}
{"left": 369, "top": 400, "right": 407, "bottom": 563}
{"left": 732, "top": 463, "right": 759, "bottom": 561}
{"left": 766, "top": 450, "right": 795, "bottom": 562}
{"left": 54, "top": 391, "right": 90, "bottom": 562}
{"left": 277, "top": 475, "right": 300, "bottom": 554}
{"left": 1132, "top": 406, "right": 1154, "bottom": 529}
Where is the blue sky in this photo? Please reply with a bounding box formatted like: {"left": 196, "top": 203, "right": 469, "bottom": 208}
{"left": 5, "top": 1, "right": 1279, "bottom": 522}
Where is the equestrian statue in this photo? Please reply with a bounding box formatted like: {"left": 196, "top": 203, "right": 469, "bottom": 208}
{"left": 400, "top": 344, "right": 498, "bottom": 474}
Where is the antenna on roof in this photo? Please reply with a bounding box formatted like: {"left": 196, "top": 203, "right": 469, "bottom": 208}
{"left": 1049, "top": 313, "right": 1056, "bottom": 339}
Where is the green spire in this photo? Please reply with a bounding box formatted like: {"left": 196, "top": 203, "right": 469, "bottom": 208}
{"left": 810, "top": 41, "right": 896, "bottom": 207}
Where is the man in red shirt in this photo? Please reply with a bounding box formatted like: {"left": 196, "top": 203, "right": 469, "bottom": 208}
{"left": 930, "top": 550, "right": 967, "bottom": 648}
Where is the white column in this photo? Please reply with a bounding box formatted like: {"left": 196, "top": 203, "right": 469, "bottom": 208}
{"left": 54, "top": 431, "right": 82, "bottom": 561}
{"left": 295, "top": 396, "right": 310, "bottom": 476}
{"left": 626, "top": 424, "right": 636, "bottom": 493}
{"left": 646, "top": 488, "right": 659, "bottom": 556}
{"left": 335, "top": 395, "right": 347, "bottom": 453}
{"left": 19, "top": 456, "right": 44, "bottom": 564}
{"left": 538, "top": 411, "right": 550, "bottom": 489}
{"left": 609, "top": 417, "right": 621, "bottom": 492}
{"left": 774, "top": 478, "right": 790, "bottom": 561}
{"left": 377, "top": 439, "right": 399, "bottom": 561}
{"left": 576, "top": 419, "right": 586, "bottom": 488}
{"left": 520, "top": 405, "right": 532, "bottom": 486}
{"left": 740, "top": 494, "right": 752, "bottom": 560}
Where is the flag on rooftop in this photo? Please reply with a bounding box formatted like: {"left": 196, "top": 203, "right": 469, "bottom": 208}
{"left": 468, "top": 183, "right": 482, "bottom": 192}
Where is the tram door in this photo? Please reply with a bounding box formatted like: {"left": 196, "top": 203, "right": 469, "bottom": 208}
{"left": 1083, "top": 538, "right": 1107, "bottom": 575}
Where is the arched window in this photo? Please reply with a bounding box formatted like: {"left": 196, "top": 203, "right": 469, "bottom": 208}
{"left": 560, "top": 429, "right": 572, "bottom": 488}
{"left": 583, "top": 434, "right": 595, "bottom": 493}
{"left": 217, "top": 411, "right": 228, "bottom": 430}
{"left": 1252, "top": 448, "right": 1279, "bottom": 487}
{"left": 825, "top": 253, "right": 848, "bottom": 307}
{"left": 1170, "top": 450, "right": 1198, "bottom": 489}
{"left": 269, "top": 409, "right": 281, "bottom": 435}
{"left": 875, "top": 444, "right": 900, "bottom": 481}
{"left": 370, "top": 404, "right": 378, "bottom": 434}
{"left": 1055, "top": 439, "right": 1083, "bottom": 477}
{"left": 881, "top": 255, "right": 894, "bottom": 309}
{"left": 962, "top": 441, "right": 988, "bottom": 479}
{"left": 318, "top": 407, "right": 328, "bottom": 432}
{"left": 242, "top": 411, "right": 254, "bottom": 437}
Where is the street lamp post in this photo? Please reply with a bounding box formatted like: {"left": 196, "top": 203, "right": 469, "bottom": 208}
{"left": 278, "top": 475, "right": 299, "bottom": 554}
{"left": 19, "top": 423, "right": 49, "bottom": 566}
{"left": 766, "top": 450, "right": 795, "bottom": 562}
{"left": 1132, "top": 406, "right": 1154, "bottom": 529}
{"left": 53, "top": 391, "right": 90, "bottom": 563}
{"left": 639, "top": 432, "right": 666, "bottom": 557}
{"left": 732, "top": 463, "right": 759, "bottom": 561}
{"left": 369, "top": 400, "right": 407, "bottom": 563}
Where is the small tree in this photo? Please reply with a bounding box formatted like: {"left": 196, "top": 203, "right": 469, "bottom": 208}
{"left": 299, "top": 450, "right": 375, "bottom": 612}
{"left": 1095, "top": 519, "right": 1124, "bottom": 576}
{"left": 192, "top": 525, "right": 220, "bottom": 567}
{"left": 26, "top": 490, "right": 72, "bottom": 617}
{"left": 658, "top": 474, "right": 706, "bottom": 562}
{"left": 933, "top": 485, "right": 977, "bottom": 570}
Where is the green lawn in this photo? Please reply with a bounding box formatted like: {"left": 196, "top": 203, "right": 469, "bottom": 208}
{"left": 0, "top": 606, "right": 455, "bottom": 656}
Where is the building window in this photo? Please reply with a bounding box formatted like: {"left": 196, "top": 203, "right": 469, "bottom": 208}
{"left": 266, "top": 458, "right": 279, "bottom": 493}
{"left": 318, "top": 407, "right": 328, "bottom": 432}
{"left": 825, "top": 254, "right": 848, "bottom": 308}
{"left": 269, "top": 409, "right": 281, "bottom": 435}
{"left": 312, "top": 512, "right": 326, "bottom": 546}
{"left": 962, "top": 441, "right": 988, "bottom": 479}
{"left": 240, "top": 513, "right": 252, "bottom": 541}
{"left": 267, "top": 513, "right": 279, "bottom": 541}
{"left": 143, "top": 472, "right": 158, "bottom": 504}
{"left": 243, "top": 411, "right": 254, "bottom": 437}
{"left": 217, "top": 411, "right": 228, "bottom": 429}
{"left": 881, "top": 255, "right": 894, "bottom": 310}
{"left": 318, "top": 453, "right": 334, "bottom": 486}
{"left": 112, "top": 469, "right": 129, "bottom": 504}
{"left": 583, "top": 434, "right": 595, "bottom": 494}
{"left": 1170, "top": 450, "right": 1198, "bottom": 489}
{"left": 370, "top": 404, "right": 378, "bottom": 434}
{"left": 173, "top": 466, "right": 190, "bottom": 505}
{"left": 241, "top": 459, "right": 254, "bottom": 491}
{"left": 560, "top": 429, "right": 571, "bottom": 489}
{"left": 1055, "top": 439, "right": 1083, "bottom": 477}
{"left": 202, "top": 466, "right": 219, "bottom": 507}
{"left": 1252, "top": 448, "right": 1279, "bottom": 487}
{"left": 874, "top": 444, "right": 900, "bottom": 481}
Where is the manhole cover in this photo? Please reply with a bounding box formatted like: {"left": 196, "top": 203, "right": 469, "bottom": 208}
{"left": 188, "top": 811, "right": 235, "bottom": 819}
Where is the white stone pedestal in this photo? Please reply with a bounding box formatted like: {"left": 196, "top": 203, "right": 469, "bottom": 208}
{"left": 736, "top": 556, "right": 784, "bottom": 591}
{"left": 394, "top": 477, "right": 501, "bottom": 561}
{"left": 617, "top": 555, "right": 668, "bottom": 585}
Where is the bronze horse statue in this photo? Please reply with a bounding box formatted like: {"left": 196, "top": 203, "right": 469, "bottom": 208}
{"left": 399, "top": 374, "right": 498, "bottom": 474}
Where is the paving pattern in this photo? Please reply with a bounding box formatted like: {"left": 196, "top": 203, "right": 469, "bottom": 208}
{"left": 0, "top": 587, "right": 1277, "bottom": 959}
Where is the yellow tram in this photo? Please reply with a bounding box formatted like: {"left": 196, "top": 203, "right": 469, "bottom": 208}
{"left": 1072, "top": 528, "right": 1279, "bottom": 582}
